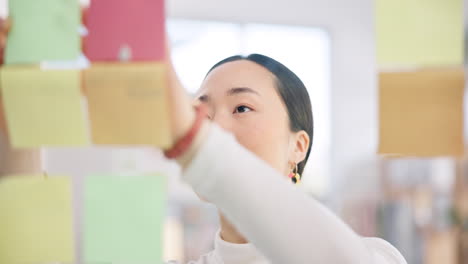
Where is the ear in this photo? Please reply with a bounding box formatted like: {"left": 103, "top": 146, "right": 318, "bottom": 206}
{"left": 288, "top": 130, "right": 310, "bottom": 165}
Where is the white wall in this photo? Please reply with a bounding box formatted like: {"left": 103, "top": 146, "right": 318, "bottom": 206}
{"left": 44, "top": 0, "right": 379, "bottom": 207}
{"left": 40, "top": 0, "right": 378, "bottom": 260}
{"left": 166, "top": 0, "right": 379, "bottom": 205}
{"left": 44, "top": 0, "right": 378, "bottom": 210}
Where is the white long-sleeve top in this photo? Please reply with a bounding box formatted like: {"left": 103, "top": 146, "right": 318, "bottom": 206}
{"left": 173, "top": 123, "right": 407, "bottom": 264}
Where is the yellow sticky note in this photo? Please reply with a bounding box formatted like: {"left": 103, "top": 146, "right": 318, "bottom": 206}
{"left": 0, "top": 67, "right": 88, "bottom": 147}
{"left": 378, "top": 68, "right": 464, "bottom": 156}
{"left": 0, "top": 175, "right": 75, "bottom": 263}
{"left": 376, "top": 0, "right": 463, "bottom": 67}
{"left": 84, "top": 63, "right": 171, "bottom": 146}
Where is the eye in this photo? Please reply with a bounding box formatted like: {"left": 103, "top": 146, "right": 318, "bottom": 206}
{"left": 234, "top": 105, "right": 253, "bottom": 114}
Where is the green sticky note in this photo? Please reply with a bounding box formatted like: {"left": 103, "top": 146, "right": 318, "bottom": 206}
{"left": 83, "top": 175, "right": 167, "bottom": 264}
{"left": 1, "top": 67, "right": 89, "bottom": 147}
{"left": 376, "top": 0, "right": 463, "bottom": 67}
{"left": 0, "top": 175, "right": 75, "bottom": 264}
{"left": 5, "top": 0, "right": 80, "bottom": 64}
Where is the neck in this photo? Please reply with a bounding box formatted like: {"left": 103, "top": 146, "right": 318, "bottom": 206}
{"left": 219, "top": 213, "right": 248, "bottom": 244}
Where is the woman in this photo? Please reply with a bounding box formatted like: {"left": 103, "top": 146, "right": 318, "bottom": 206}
{"left": 164, "top": 53, "right": 407, "bottom": 263}
{"left": 0, "top": 16, "right": 406, "bottom": 261}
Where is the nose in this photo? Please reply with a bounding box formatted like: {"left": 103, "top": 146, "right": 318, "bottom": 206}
{"left": 210, "top": 108, "right": 232, "bottom": 132}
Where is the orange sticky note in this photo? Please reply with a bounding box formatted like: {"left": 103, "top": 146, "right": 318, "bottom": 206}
{"left": 425, "top": 230, "right": 458, "bottom": 264}
{"left": 378, "top": 68, "right": 464, "bottom": 156}
{"left": 84, "top": 63, "right": 171, "bottom": 146}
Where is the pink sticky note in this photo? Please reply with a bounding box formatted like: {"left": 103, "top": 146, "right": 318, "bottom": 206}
{"left": 84, "top": 0, "right": 165, "bottom": 62}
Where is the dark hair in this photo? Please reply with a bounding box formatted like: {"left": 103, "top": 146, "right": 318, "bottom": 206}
{"left": 206, "top": 54, "right": 314, "bottom": 175}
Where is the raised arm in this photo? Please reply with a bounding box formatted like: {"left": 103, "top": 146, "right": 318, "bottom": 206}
{"left": 0, "top": 18, "right": 42, "bottom": 177}
{"left": 164, "top": 53, "right": 404, "bottom": 263}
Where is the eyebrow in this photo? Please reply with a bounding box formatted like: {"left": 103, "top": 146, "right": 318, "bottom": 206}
{"left": 227, "top": 87, "right": 260, "bottom": 96}
{"left": 198, "top": 87, "right": 260, "bottom": 102}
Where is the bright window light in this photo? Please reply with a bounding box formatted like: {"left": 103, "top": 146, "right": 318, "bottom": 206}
{"left": 168, "top": 19, "right": 331, "bottom": 196}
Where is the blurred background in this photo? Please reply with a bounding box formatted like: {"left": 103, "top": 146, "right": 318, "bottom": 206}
{"left": 4, "top": 0, "right": 465, "bottom": 263}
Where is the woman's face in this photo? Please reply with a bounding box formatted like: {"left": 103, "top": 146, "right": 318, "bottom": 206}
{"left": 195, "top": 60, "right": 307, "bottom": 176}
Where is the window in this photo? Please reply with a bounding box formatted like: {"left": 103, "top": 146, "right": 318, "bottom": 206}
{"left": 168, "top": 19, "right": 331, "bottom": 196}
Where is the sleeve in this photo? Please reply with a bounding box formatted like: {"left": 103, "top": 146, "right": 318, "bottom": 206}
{"left": 363, "top": 238, "right": 408, "bottom": 264}
{"left": 182, "top": 123, "right": 406, "bottom": 264}
{"left": 165, "top": 251, "right": 219, "bottom": 264}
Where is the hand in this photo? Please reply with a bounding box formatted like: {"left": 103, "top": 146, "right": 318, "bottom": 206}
{"left": 0, "top": 17, "right": 10, "bottom": 132}
{"left": 0, "top": 17, "right": 10, "bottom": 64}
{"left": 164, "top": 37, "right": 197, "bottom": 147}
{"left": 0, "top": 17, "right": 42, "bottom": 176}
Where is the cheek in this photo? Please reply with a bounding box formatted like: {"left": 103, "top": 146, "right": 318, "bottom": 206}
{"left": 231, "top": 114, "right": 290, "bottom": 173}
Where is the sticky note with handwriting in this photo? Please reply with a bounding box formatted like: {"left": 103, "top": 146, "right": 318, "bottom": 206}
{"left": 84, "top": 63, "right": 171, "bottom": 146}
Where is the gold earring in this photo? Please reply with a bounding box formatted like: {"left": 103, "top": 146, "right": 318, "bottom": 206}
{"left": 288, "top": 163, "right": 301, "bottom": 184}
